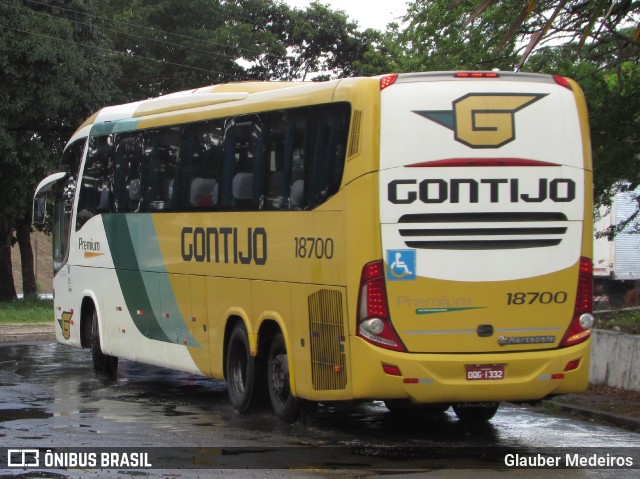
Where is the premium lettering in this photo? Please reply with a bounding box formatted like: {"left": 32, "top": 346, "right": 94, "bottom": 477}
{"left": 78, "top": 238, "right": 101, "bottom": 251}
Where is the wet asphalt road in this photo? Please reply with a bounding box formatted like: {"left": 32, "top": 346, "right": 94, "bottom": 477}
{"left": 0, "top": 341, "right": 638, "bottom": 478}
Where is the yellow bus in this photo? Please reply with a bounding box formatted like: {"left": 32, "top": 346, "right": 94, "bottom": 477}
{"left": 34, "top": 72, "right": 594, "bottom": 422}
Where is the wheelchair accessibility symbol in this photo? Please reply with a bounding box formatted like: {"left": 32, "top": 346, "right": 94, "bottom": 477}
{"left": 386, "top": 249, "right": 416, "bottom": 280}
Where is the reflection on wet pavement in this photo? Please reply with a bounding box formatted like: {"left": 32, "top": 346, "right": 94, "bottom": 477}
{"left": 1, "top": 341, "right": 638, "bottom": 465}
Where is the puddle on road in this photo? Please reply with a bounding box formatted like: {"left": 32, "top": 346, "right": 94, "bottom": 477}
{"left": 0, "top": 407, "right": 53, "bottom": 422}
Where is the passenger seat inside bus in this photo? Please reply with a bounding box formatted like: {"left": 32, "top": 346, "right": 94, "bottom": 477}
{"left": 290, "top": 179, "right": 304, "bottom": 209}
{"left": 232, "top": 172, "right": 254, "bottom": 209}
{"left": 190, "top": 177, "right": 217, "bottom": 207}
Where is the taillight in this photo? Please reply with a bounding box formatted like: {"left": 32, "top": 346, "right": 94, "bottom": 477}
{"left": 561, "top": 257, "right": 594, "bottom": 347}
{"left": 553, "top": 75, "right": 572, "bottom": 90}
{"left": 357, "top": 261, "right": 406, "bottom": 352}
{"left": 454, "top": 72, "right": 499, "bottom": 79}
{"left": 380, "top": 74, "right": 398, "bottom": 90}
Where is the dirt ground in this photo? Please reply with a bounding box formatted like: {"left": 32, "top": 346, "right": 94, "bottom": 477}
{"left": 561, "top": 384, "right": 640, "bottom": 418}
{"left": 10, "top": 231, "right": 53, "bottom": 295}
{"left": 540, "top": 384, "right": 640, "bottom": 428}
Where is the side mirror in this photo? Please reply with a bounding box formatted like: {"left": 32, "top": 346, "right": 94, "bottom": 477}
{"left": 33, "top": 195, "right": 47, "bottom": 225}
{"left": 33, "top": 172, "right": 66, "bottom": 225}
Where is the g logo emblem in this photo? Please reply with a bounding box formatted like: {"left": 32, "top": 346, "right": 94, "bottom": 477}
{"left": 58, "top": 311, "right": 73, "bottom": 340}
{"left": 414, "top": 93, "right": 546, "bottom": 149}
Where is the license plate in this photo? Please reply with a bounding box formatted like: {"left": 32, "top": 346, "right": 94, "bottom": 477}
{"left": 465, "top": 364, "right": 505, "bottom": 381}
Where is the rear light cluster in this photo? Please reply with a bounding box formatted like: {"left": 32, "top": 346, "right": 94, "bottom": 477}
{"left": 561, "top": 257, "right": 594, "bottom": 347}
{"left": 454, "top": 72, "right": 499, "bottom": 79}
{"left": 553, "top": 75, "right": 572, "bottom": 90}
{"left": 357, "top": 261, "right": 406, "bottom": 352}
{"left": 379, "top": 74, "right": 398, "bottom": 90}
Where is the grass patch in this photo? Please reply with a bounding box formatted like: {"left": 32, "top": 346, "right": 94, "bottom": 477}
{"left": 594, "top": 309, "right": 640, "bottom": 335}
{"left": 0, "top": 298, "right": 53, "bottom": 324}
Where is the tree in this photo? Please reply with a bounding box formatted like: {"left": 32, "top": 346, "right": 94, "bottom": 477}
{"left": 99, "top": 0, "right": 250, "bottom": 101}
{"left": 0, "top": 0, "right": 379, "bottom": 300}
{"left": 449, "top": 0, "right": 640, "bottom": 70}
{"left": 240, "top": 1, "right": 375, "bottom": 81}
{"left": 101, "top": 0, "right": 375, "bottom": 85}
{"left": 0, "top": 0, "right": 118, "bottom": 300}
{"left": 397, "top": 0, "right": 521, "bottom": 72}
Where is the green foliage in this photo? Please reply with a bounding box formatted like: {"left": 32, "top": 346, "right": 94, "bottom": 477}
{"left": 0, "top": 298, "right": 52, "bottom": 324}
{"left": 0, "top": 0, "right": 119, "bottom": 223}
{"left": 100, "top": 0, "right": 248, "bottom": 100}
{"left": 398, "top": 0, "right": 521, "bottom": 72}
{"left": 589, "top": 61, "right": 640, "bottom": 209}
{"left": 240, "top": 0, "right": 373, "bottom": 80}
{"left": 595, "top": 309, "right": 640, "bottom": 335}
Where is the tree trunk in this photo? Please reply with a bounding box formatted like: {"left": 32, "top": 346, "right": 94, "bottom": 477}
{"left": 17, "top": 218, "right": 37, "bottom": 298}
{"left": 0, "top": 213, "right": 17, "bottom": 302}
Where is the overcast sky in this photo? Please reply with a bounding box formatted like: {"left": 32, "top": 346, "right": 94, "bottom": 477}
{"left": 282, "top": 0, "right": 408, "bottom": 30}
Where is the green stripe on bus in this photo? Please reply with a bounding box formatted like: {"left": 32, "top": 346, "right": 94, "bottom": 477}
{"left": 126, "top": 215, "right": 199, "bottom": 347}
{"left": 90, "top": 119, "right": 140, "bottom": 137}
{"left": 104, "top": 214, "right": 170, "bottom": 342}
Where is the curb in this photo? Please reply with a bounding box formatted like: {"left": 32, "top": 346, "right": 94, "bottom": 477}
{"left": 0, "top": 332, "right": 56, "bottom": 343}
{"left": 0, "top": 324, "right": 56, "bottom": 343}
{"left": 546, "top": 400, "right": 640, "bottom": 432}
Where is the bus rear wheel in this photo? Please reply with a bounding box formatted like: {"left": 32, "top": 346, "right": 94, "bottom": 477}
{"left": 91, "top": 310, "right": 118, "bottom": 379}
{"left": 452, "top": 402, "right": 499, "bottom": 423}
{"left": 267, "top": 332, "right": 300, "bottom": 422}
{"left": 226, "top": 322, "right": 255, "bottom": 413}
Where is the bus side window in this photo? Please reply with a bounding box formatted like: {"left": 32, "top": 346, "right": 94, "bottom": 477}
{"left": 179, "top": 120, "right": 223, "bottom": 210}
{"left": 113, "top": 132, "right": 144, "bottom": 213}
{"left": 55, "top": 137, "right": 86, "bottom": 271}
{"left": 264, "top": 112, "right": 294, "bottom": 211}
{"left": 221, "top": 115, "right": 265, "bottom": 211}
{"left": 305, "top": 104, "right": 349, "bottom": 209}
{"left": 144, "top": 127, "right": 180, "bottom": 211}
{"left": 76, "top": 135, "right": 113, "bottom": 230}
{"left": 289, "top": 109, "right": 308, "bottom": 210}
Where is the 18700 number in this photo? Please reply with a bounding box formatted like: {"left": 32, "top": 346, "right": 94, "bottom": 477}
{"left": 506, "top": 291, "right": 568, "bottom": 305}
{"left": 294, "top": 237, "right": 334, "bottom": 259}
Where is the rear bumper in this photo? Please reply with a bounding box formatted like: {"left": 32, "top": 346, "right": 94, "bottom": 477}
{"left": 349, "top": 336, "right": 591, "bottom": 403}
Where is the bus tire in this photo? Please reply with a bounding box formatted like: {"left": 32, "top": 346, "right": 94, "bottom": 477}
{"left": 91, "top": 309, "right": 118, "bottom": 379}
{"left": 226, "top": 322, "right": 255, "bottom": 413}
{"left": 267, "top": 332, "right": 300, "bottom": 422}
{"left": 452, "top": 402, "right": 499, "bottom": 423}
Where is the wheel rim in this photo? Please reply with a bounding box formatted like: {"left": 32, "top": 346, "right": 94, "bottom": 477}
{"left": 270, "top": 352, "right": 288, "bottom": 404}
{"left": 230, "top": 340, "right": 247, "bottom": 396}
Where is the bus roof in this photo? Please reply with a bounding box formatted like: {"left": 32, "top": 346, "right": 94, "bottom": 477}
{"left": 70, "top": 80, "right": 329, "bottom": 142}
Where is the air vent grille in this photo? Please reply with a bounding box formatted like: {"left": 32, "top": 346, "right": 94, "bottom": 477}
{"left": 397, "top": 212, "right": 568, "bottom": 250}
{"left": 347, "top": 110, "right": 362, "bottom": 158}
{"left": 308, "top": 289, "right": 347, "bottom": 391}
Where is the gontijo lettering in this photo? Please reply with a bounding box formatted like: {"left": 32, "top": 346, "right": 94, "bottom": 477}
{"left": 181, "top": 226, "right": 267, "bottom": 265}
{"left": 388, "top": 178, "right": 576, "bottom": 204}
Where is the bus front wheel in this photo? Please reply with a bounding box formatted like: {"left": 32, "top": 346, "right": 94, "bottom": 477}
{"left": 452, "top": 402, "right": 499, "bottom": 423}
{"left": 91, "top": 310, "right": 118, "bottom": 379}
{"left": 226, "top": 322, "right": 255, "bottom": 413}
{"left": 267, "top": 332, "right": 300, "bottom": 422}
